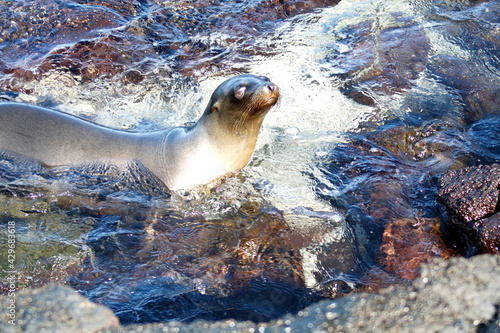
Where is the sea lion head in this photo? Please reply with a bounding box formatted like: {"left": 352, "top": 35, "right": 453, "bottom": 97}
{"left": 201, "top": 74, "right": 280, "bottom": 133}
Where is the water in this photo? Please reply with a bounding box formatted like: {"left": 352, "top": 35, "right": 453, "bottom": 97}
{"left": 0, "top": 0, "right": 499, "bottom": 325}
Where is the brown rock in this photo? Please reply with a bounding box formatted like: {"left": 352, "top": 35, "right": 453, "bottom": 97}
{"left": 378, "top": 218, "right": 455, "bottom": 280}
{"left": 0, "top": 0, "right": 125, "bottom": 79}
{"left": 0, "top": 0, "right": 342, "bottom": 84}
{"left": 438, "top": 164, "right": 500, "bottom": 254}
{"left": 430, "top": 55, "right": 500, "bottom": 119}
{"left": 474, "top": 213, "right": 500, "bottom": 253}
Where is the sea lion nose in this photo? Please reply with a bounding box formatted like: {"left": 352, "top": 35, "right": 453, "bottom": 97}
{"left": 267, "top": 83, "right": 277, "bottom": 93}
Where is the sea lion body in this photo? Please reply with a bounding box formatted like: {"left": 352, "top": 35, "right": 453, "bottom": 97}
{"left": 0, "top": 75, "right": 279, "bottom": 190}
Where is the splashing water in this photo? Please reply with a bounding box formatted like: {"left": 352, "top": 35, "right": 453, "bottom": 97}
{"left": 1, "top": 0, "right": 499, "bottom": 324}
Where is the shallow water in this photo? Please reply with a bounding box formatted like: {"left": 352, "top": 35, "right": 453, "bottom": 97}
{"left": 1, "top": 0, "right": 499, "bottom": 325}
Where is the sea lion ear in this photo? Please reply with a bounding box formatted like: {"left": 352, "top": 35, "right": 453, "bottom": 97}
{"left": 235, "top": 86, "right": 246, "bottom": 100}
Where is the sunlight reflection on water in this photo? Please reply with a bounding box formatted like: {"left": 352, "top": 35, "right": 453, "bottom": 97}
{"left": 0, "top": 0, "right": 499, "bottom": 324}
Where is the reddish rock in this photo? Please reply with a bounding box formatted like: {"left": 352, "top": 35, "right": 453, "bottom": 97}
{"left": 0, "top": 0, "right": 342, "bottom": 84}
{"left": 430, "top": 55, "right": 500, "bottom": 119}
{"left": 38, "top": 34, "right": 150, "bottom": 82}
{"left": 378, "top": 218, "right": 455, "bottom": 280}
{"left": 0, "top": 0, "right": 125, "bottom": 69}
{"left": 426, "top": 0, "right": 500, "bottom": 118}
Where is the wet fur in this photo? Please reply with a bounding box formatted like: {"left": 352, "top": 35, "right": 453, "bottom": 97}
{"left": 0, "top": 75, "right": 279, "bottom": 190}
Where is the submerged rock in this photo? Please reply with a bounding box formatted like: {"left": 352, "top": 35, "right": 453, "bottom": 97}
{"left": 378, "top": 217, "right": 455, "bottom": 280}
{"left": 315, "top": 121, "right": 464, "bottom": 282}
{"left": 0, "top": 0, "right": 342, "bottom": 87}
{"left": 325, "top": 17, "right": 429, "bottom": 105}
{"left": 429, "top": 55, "right": 500, "bottom": 122}
{"left": 426, "top": 0, "right": 500, "bottom": 121}
{"left": 2, "top": 254, "right": 500, "bottom": 332}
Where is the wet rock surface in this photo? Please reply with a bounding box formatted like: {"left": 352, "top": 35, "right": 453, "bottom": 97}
{"left": 0, "top": 0, "right": 500, "bottom": 329}
{"left": 1, "top": 153, "right": 357, "bottom": 324}
{"left": 0, "top": 0, "right": 341, "bottom": 87}
{"left": 438, "top": 164, "right": 500, "bottom": 254}
{"left": 476, "top": 214, "right": 500, "bottom": 255}
{"left": 325, "top": 20, "right": 430, "bottom": 105}
{"left": 438, "top": 164, "right": 500, "bottom": 224}
{"left": 2, "top": 254, "right": 500, "bottom": 332}
{"left": 314, "top": 122, "right": 465, "bottom": 282}
{"left": 378, "top": 217, "right": 454, "bottom": 281}
{"left": 426, "top": 0, "right": 500, "bottom": 120}
{"left": 325, "top": 0, "right": 500, "bottom": 113}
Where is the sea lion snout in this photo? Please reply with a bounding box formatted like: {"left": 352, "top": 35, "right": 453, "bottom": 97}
{"left": 266, "top": 82, "right": 279, "bottom": 97}
{"left": 261, "top": 81, "right": 279, "bottom": 106}
{"left": 255, "top": 75, "right": 278, "bottom": 95}
{"left": 252, "top": 76, "right": 279, "bottom": 99}
{"left": 266, "top": 83, "right": 277, "bottom": 93}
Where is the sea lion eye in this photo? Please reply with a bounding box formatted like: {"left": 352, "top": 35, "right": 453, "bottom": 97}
{"left": 235, "top": 86, "right": 246, "bottom": 100}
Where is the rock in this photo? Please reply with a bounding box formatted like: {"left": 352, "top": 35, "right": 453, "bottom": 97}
{"left": 0, "top": 283, "right": 119, "bottom": 333}
{"left": 438, "top": 164, "right": 500, "bottom": 254}
{"left": 426, "top": 0, "right": 500, "bottom": 120}
{"left": 378, "top": 217, "right": 455, "bottom": 280}
{"left": 70, "top": 198, "right": 311, "bottom": 324}
{"left": 438, "top": 164, "right": 500, "bottom": 223}
{"left": 0, "top": 0, "right": 127, "bottom": 81}
{"left": 0, "top": 0, "right": 342, "bottom": 86}
{"left": 125, "top": 254, "right": 500, "bottom": 332}
{"left": 4, "top": 255, "right": 500, "bottom": 332}
{"left": 429, "top": 55, "right": 500, "bottom": 120}
{"left": 326, "top": 18, "right": 429, "bottom": 105}
{"left": 326, "top": 254, "right": 500, "bottom": 333}
{"left": 475, "top": 213, "right": 500, "bottom": 253}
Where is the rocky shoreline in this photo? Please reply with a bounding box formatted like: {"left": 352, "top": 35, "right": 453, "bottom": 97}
{"left": 4, "top": 163, "right": 500, "bottom": 332}
{"left": 1, "top": 254, "right": 499, "bottom": 332}
{"left": 0, "top": 0, "right": 499, "bottom": 330}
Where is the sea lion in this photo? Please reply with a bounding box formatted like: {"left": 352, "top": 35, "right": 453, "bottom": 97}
{"left": 0, "top": 74, "right": 279, "bottom": 190}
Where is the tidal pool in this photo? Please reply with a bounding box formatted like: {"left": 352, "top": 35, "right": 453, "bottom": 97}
{"left": 0, "top": 0, "right": 499, "bottom": 324}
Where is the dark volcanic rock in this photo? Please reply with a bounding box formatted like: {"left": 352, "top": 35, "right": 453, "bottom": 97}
{"left": 438, "top": 164, "right": 500, "bottom": 223}
{"left": 475, "top": 213, "right": 500, "bottom": 254}
{"left": 315, "top": 123, "right": 466, "bottom": 282}
{"left": 0, "top": 0, "right": 342, "bottom": 86}
{"left": 426, "top": 0, "right": 500, "bottom": 121}
{"left": 429, "top": 55, "right": 500, "bottom": 121}
{"left": 438, "top": 164, "right": 500, "bottom": 254}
